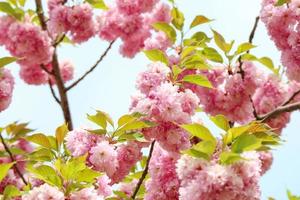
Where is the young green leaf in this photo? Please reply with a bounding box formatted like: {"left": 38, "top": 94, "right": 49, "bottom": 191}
{"left": 0, "top": 57, "right": 17, "bottom": 68}
{"left": 182, "top": 74, "right": 213, "bottom": 88}
{"left": 85, "top": 0, "right": 108, "bottom": 9}
{"left": 190, "top": 15, "right": 213, "bottom": 29}
{"left": 0, "top": 163, "right": 14, "bottom": 182}
{"left": 210, "top": 115, "right": 230, "bottom": 131}
{"left": 3, "top": 185, "right": 21, "bottom": 199}
{"left": 55, "top": 124, "right": 68, "bottom": 147}
{"left": 143, "top": 49, "right": 169, "bottom": 65}
{"left": 231, "top": 134, "right": 262, "bottom": 153}
{"left": 171, "top": 7, "right": 185, "bottom": 30}
{"left": 275, "top": 0, "right": 288, "bottom": 6}
{"left": 202, "top": 47, "right": 224, "bottom": 63}
{"left": 26, "top": 133, "right": 52, "bottom": 149}
{"left": 180, "top": 123, "right": 215, "bottom": 142}
{"left": 234, "top": 42, "right": 256, "bottom": 55}
{"left": 219, "top": 152, "right": 244, "bottom": 165}
{"left": 211, "top": 29, "right": 233, "bottom": 53}
{"left": 152, "top": 22, "right": 177, "bottom": 44}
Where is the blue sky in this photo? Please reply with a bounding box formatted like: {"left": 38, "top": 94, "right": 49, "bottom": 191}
{"left": 1, "top": 0, "right": 300, "bottom": 199}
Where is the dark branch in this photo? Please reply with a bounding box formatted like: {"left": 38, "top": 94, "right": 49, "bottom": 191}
{"left": 249, "top": 95, "right": 259, "bottom": 119}
{"left": 35, "top": 0, "right": 73, "bottom": 130}
{"left": 0, "top": 133, "right": 28, "bottom": 186}
{"left": 48, "top": 80, "right": 61, "bottom": 105}
{"left": 248, "top": 16, "right": 260, "bottom": 44}
{"left": 283, "top": 89, "right": 300, "bottom": 106}
{"left": 131, "top": 141, "right": 156, "bottom": 199}
{"left": 66, "top": 40, "right": 115, "bottom": 91}
{"left": 260, "top": 101, "right": 300, "bottom": 122}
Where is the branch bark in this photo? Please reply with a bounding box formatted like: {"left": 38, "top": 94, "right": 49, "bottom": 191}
{"left": 0, "top": 133, "right": 28, "bottom": 186}
{"left": 260, "top": 101, "right": 300, "bottom": 122}
{"left": 66, "top": 40, "right": 115, "bottom": 91}
{"left": 35, "top": 0, "right": 73, "bottom": 130}
{"left": 131, "top": 141, "right": 156, "bottom": 199}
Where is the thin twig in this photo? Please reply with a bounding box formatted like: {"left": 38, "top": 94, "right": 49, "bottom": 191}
{"left": 40, "top": 64, "right": 54, "bottom": 76}
{"left": 237, "top": 16, "right": 260, "bottom": 78}
{"left": 249, "top": 95, "right": 259, "bottom": 119}
{"left": 283, "top": 89, "right": 300, "bottom": 106}
{"left": 48, "top": 80, "right": 61, "bottom": 105}
{"left": 66, "top": 40, "right": 115, "bottom": 91}
{"left": 0, "top": 133, "right": 28, "bottom": 186}
{"left": 131, "top": 141, "right": 156, "bottom": 199}
{"left": 248, "top": 16, "right": 260, "bottom": 45}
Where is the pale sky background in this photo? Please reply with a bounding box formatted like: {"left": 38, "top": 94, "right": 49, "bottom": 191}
{"left": 1, "top": 0, "right": 300, "bottom": 199}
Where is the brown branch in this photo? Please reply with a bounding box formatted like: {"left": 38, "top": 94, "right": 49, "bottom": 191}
{"left": 248, "top": 16, "right": 260, "bottom": 44}
{"left": 131, "top": 141, "right": 156, "bottom": 199}
{"left": 66, "top": 40, "right": 115, "bottom": 91}
{"left": 35, "top": 0, "right": 73, "bottom": 130}
{"left": 249, "top": 95, "right": 259, "bottom": 119}
{"left": 0, "top": 133, "right": 28, "bottom": 186}
{"left": 48, "top": 80, "right": 61, "bottom": 105}
{"left": 260, "top": 101, "right": 300, "bottom": 122}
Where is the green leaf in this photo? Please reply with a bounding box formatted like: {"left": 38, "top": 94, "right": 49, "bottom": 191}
{"left": 171, "top": 7, "right": 185, "bottom": 30}
{"left": 27, "top": 165, "right": 62, "bottom": 187}
{"left": 202, "top": 47, "right": 223, "bottom": 63}
{"left": 172, "top": 65, "right": 183, "bottom": 79}
{"left": 55, "top": 124, "right": 68, "bottom": 147}
{"left": 241, "top": 54, "right": 279, "bottom": 75}
{"left": 3, "top": 185, "right": 21, "bottom": 199}
{"left": 0, "top": 163, "right": 14, "bottom": 182}
{"left": 220, "top": 152, "right": 244, "bottom": 165}
{"left": 152, "top": 22, "right": 177, "bottom": 44}
{"left": 212, "top": 29, "right": 233, "bottom": 53}
{"left": 190, "top": 15, "right": 213, "bottom": 28}
{"left": 0, "top": 2, "right": 23, "bottom": 20}
{"left": 235, "top": 42, "right": 256, "bottom": 55}
{"left": 87, "top": 110, "right": 113, "bottom": 129}
{"left": 113, "top": 191, "right": 130, "bottom": 199}
{"left": 180, "top": 123, "right": 215, "bottom": 142}
{"left": 85, "top": 0, "right": 108, "bottom": 9}
{"left": 74, "top": 168, "right": 100, "bottom": 183}
{"left": 0, "top": 57, "right": 17, "bottom": 68}
{"left": 231, "top": 134, "right": 262, "bottom": 153}
{"left": 182, "top": 74, "right": 213, "bottom": 88}
{"left": 287, "top": 190, "right": 300, "bottom": 200}
{"left": 275, "top": 0, "right": 288, "bottom": 6}
{"left": 210, "top": 115, "right": 230, "bottom": 131}
{"left": 143, "top": 49, "right": 169, "bottom": 65}
{"left": 193, "top": 140, "right": 216, "bottom": 157}
{"left": 26, "top": 133, "right": 52, "bottom": 149}
{"left": 182, "top": 148, "right": 210, "bottom": 160}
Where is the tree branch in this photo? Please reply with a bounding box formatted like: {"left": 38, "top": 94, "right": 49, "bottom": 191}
{"left": 260, "top": 101, "right": 300, "bottom": 122}
{"left": 48, "top": 80, "right": 61, "bottom": 105}
{"left": 66, "top": 40, "right": 115, "bottom": 91}
{"left": 131, "top": 141, "right": 156, "bottom": 199}
{"left": 248, "top": 16, "right": 260, "bottom": 44}
{"left": 0, "top": 133, "right": 28, "bottom": 186}
{"left": 35, "top": 0, "right": 73, "bottom": 130}
{"left": 283, "top": 89, "right": 300, "bottom": 106}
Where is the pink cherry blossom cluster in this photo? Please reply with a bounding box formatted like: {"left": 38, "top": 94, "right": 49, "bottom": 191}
{"left": 182, "top": 61, "right": 297, "bottom": 133}
{"left": 189, "top": 62, "right": 262, "bottom": 124}
{"left": 145, "top": 144, "right": 180, "bottom": 200}
{"left": 65, "top": 128, "right": 143, "bottom": 184}
{"left": 260, "top": 0, "right": 300, "bottom": 81}
{"left": 0, "top": 15, "right": 74, "bottom": 86}
{"left": 0, "top": 68, "right": 14, "bottom": 112}
{"left": 176, "top": 151, "right": 262, "bottom": 200}
{"left": 98, "top": 1, "right": 171, "bottom": 57}
{"left": 48, "top": 2, "right": 98, "bottom": 43}
{"left": 131, "top": 62, "right": 199, "bottom": 152}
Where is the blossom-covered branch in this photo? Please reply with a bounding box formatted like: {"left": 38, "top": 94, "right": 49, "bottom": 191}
{"left": 35, "top": 0, "right": 73, "bottom": 129}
